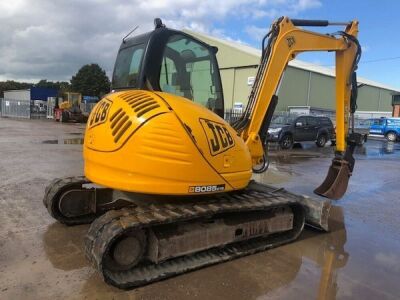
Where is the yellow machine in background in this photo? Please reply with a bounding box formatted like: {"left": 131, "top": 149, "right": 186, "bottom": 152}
{"left": 44, "top": 17, "right": 362, "bottom": 289}
{"left": 59, "top": 92, "right": 81, "bottom": 109}
{"left": 55, "top": 92, "right": 87, "bottom": 123}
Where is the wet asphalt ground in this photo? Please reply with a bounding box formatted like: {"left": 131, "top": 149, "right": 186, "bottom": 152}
{"left": 0, "top": 118, "right": 399, "bottom": 300}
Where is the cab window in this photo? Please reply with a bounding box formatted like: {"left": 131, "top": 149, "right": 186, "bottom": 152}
{"left": 307, "top": 117, "right": 318, "bottom": 126}
{"left": 159, "top": 34, "right": 223, "bottom": 114}
{"left": 113, "top": 44, "right": 145, "bottom": 88}
{"left": 373, "top": 119, "right": 385, "bottom": 126}
{"left": 387, "top": 119, "right": 400, "bottom": 126}
{"left": 296, "top": 116, "right": 307, "bottom": 126}
{"left": 159, "top": 57, "right": 180, "bottom": 96}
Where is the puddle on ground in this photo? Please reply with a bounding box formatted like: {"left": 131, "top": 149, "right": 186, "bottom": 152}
{"left": 76, "top": 206, "right": 352, "bottom": 299}
{"left": 268, "top": 140, "right": 400, "bottom": 162}
{"left": 270, "top": 152, "right": 323, "bottom": 164}
{"left": 42, "top": 138, "right": 84, "bottom": 144}
{"left": 43, "top": 223, "right": 88, "bottom": 271}
{"left": 42, "top": 140, "right": 58, "bottom": 144}
{"left": 355, "top": 141, "right": 400, "bottom": 158}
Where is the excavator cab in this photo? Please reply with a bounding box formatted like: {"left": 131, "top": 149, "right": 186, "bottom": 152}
{"left": 111, "top": 19, "right": 225, "bottom": 118}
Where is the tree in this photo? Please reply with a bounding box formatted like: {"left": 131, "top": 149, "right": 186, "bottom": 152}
{"left": 70, "top": 64, "right": 110, "bottom": 97}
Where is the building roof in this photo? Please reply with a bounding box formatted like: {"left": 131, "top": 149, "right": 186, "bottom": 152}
{"left": 4, "top": 89, "right": 30, "bottom": 92}
{"left": 184, "top": 29, "right": 400, "bottom": 93}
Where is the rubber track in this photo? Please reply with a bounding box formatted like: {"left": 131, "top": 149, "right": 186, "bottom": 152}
{"left": 43, "top": 176, "right": 96, "bottom": 225}
{"left": 85, "top": 189, "right": 305, "bottom": 289}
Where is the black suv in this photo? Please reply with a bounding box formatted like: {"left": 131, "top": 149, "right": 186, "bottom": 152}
{"left": 267, "top": 115, "right": 335, "bottom": 149}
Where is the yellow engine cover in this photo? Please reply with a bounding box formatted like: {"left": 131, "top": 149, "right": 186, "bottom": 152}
{"left": 83, "top": 90, "right": 252, "bottom": 195}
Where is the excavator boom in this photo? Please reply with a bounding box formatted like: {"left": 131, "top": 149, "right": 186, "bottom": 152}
{"left": 234, "top": 17, "right": 361, "bottom": 199}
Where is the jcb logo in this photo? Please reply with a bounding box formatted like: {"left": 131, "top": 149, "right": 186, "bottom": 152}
{"left": 200, "top": 119, "right": 235, "bottom": 156}
{"left": 89, "top": 99, "right": 112, "bottom": 128}
{"left": 286, "top": 36, "right": 295, "bottom": 48}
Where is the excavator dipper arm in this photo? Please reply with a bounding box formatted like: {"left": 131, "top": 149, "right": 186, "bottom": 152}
{"left": 235, "top": 17, "right": 361, "bottom": 199}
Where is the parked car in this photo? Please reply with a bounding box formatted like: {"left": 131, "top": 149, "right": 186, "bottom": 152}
{"left": 369, "top": 117, "right": 400, "bottom": 142}
{"left": 267, "top": 115, "right": 335, "bottom": 149}
{"left": 354, "top": 118, "right": 373, "bottom": 136}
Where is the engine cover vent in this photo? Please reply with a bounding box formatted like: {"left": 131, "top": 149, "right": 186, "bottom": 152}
{"left": 119, "top": 92, "right": 161, "bottom": 118}
{"left": 85, "top": 90, "right": 169, "bottom": 151}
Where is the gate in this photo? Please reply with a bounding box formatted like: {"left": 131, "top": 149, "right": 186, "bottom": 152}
{"left": 1, "top": 98, "right": 31, "bottom": 118}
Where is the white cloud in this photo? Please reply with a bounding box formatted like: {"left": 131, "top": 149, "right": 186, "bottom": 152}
{"left": 295, "top": 0, "right": 322, "bottom": 10}
{"left": 361, "top": 45, "right": 370, "bottom": 52}
{"left": 375, "top": 252, "right": 400, "bottom": 272}
{"left": 244, "top": 25, "right": 270, "bottom": 41}
{"left": 0, "top": 0, "right": 322, "bottom": 82}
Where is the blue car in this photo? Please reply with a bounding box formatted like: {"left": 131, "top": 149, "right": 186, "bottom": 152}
{"left": 369, "top": 117, "right": 400, "bottom": 142}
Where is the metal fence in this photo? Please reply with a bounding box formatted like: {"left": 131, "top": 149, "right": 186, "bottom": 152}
{"left": 223, "top": 109, "right": 372, "bottom": 129}
{"left": 224, "top": 109, "right": 244, "bottom": 124}
{"left": 224, "top": 110, "right": 301, "bottom": 125}
{"left": 0, "top": 98, "right": 98, "bottom": 120}
{"left": 0, "top": 97, "right": 387, "bottom": 126}
{"left": 1, "top": 98, "right": 31, "bottom": 118}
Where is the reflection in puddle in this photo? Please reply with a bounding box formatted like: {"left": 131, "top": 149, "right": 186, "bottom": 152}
{"left": 63, "top": 138, "right": 84, "bottom": 144}
{"left": 355, "top": 141, "right": 400, "bottom": 158}
{"left": 267, "top": 140, "right": 400, "bottom": 163}
{"left": 42, "top": 140, "right": 58, "bottom": 144}
{"left": 42, "top": 137, "right": 84, "bottom": 144}
{"left": 270, "top": 152, "right": 323, "bottom": 165}
{"left": 295, "top": 206, "right": 347, "bottom": 300}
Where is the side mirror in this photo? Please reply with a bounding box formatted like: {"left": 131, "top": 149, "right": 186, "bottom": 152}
{"left": 296, "top": 122, "right": 303, "bottom": 127}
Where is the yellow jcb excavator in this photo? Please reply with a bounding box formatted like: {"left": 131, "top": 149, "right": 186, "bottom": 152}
{"left": 43, "top": 17, "right": 362, "bottom": 288}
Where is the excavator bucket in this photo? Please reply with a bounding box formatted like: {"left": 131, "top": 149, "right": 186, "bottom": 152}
{"left": 314, "top": 145, "right": 356, "bottom": 200}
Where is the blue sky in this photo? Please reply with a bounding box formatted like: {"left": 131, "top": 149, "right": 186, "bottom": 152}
{"left": 217, "top": 0, "right": 400, "bottom": 89}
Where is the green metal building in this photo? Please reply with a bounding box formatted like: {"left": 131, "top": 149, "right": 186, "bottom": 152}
{"left": 185, "top": 30, "right": 400, "bottom": 118}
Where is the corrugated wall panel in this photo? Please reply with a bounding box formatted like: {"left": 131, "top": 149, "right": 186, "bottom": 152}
{"left": 278, "top": 68, "right": 309, "bottom": 111}
{"left": 378, "top": 89, "right": 393, "bottom": 111}
{"left": 187, "top": 30, "right": 398, "bottom": 114}
{"left": 232, "top": 68, "right": 258, "bottom": 107}
{"left": 4, "top": 90, "right": 30, "bottom": 101}
{"left": 220, "top": 69, "right": 235, "bottom": 109}
{"left": 357, "top": 85, "right": 380, "bottom": 111}
{"left": 309, "top": 72, "right": 335, "bottom": 110}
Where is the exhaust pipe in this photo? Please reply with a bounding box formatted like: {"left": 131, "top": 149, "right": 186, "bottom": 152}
{"left": 314, "top": 133, "right": 362, "bottom": 200}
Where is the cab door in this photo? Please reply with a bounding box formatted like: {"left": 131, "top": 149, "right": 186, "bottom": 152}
{"left": 306, "top": 116, "right": 319, "bottom": 140}
{"left": 158, "top": 33, "right": 224, "bottom": 118}
{"left": 369, "top": 118, "right": 385, "bottom": 135}
{"left": 294, "top": 116, "right": 309, "bottom": 141}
